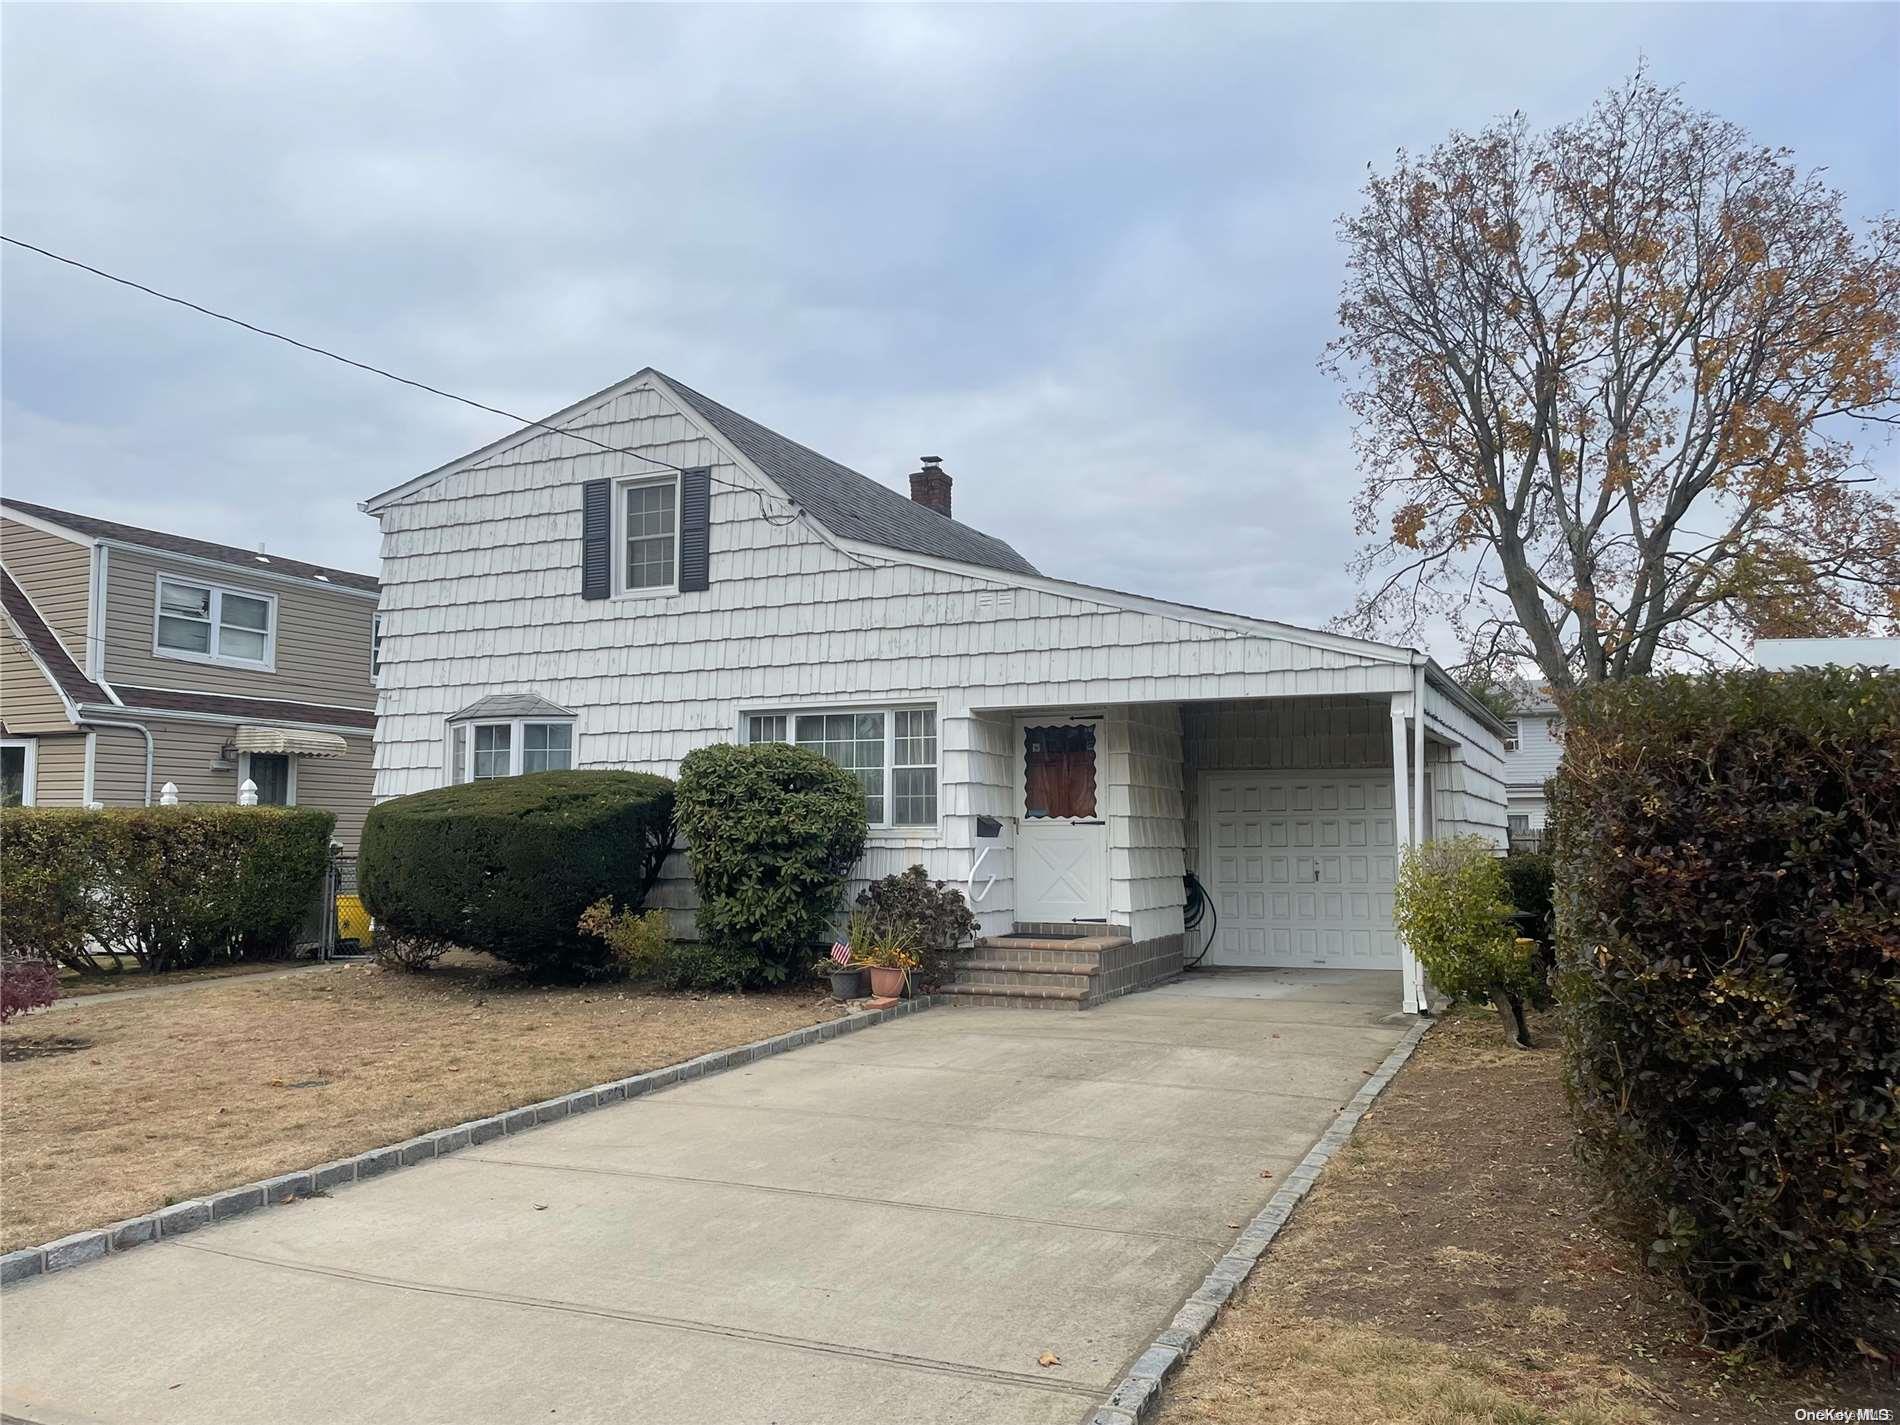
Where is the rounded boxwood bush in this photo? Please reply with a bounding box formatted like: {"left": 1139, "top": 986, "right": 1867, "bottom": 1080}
{"left": 675, "top": 742, "right": 868, "bottom": 986}
{"left": 359, "top": 770, "right": 675, "bottom": 980}
{"left": 1554, "top": 667, "right": 1900, "bottom": 1357}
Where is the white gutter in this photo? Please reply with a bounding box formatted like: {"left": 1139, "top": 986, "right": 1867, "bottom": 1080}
{"left": 81, "top": 715, "right": 155, "bottom": 806}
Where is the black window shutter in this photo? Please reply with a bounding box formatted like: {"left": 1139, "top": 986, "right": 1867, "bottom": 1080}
{"left": 580, "top": 478, "right": 611, "bottom": 599}
{"left": 678, "top": 467, "right": 712, "bottom": 592}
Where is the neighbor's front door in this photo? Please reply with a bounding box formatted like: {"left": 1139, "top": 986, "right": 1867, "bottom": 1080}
{"left": 1015, "top": 719, "right": 1108, "bottom": 923}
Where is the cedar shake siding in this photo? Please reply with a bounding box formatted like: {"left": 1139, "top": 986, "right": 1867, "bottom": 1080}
{"left": 367, "top": 369, "right": 1509, "bottom": 948}
{"left": 0, "top": 518, "right": 91, "bottom": 665}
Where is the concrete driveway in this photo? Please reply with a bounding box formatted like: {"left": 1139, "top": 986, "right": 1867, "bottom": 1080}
{"left": 0, "top": 970, "right": 1408, "bottom": 1425}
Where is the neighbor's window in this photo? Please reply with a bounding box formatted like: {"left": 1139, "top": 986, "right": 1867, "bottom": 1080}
{"left": 155, "top": 576, "right": 274, "bottom": 666}
{"left": 1, "top": 742, "right": 31, "bottom": 807}
{"left": 744, "top": 706, "right": 938, "bottom": 828}
{"left": 1502, "top": 719, "right": 1520, "bottom": 753}
{"left": 1507, "top": 814, "right": 1530, "bottom": 836}
{"left": 370, "top": 612, "right": 385, "bottom": 682}
{"left": 450, "top": 718, "right": 576, "bottom": 782}
{"left": 620, "top": 475, "right": 678, "bottom": 592}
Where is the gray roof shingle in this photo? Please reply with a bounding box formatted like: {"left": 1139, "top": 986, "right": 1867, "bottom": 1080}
{"left": 447, "top": 693, "right": 575, "bottom": 722}
{"left": 658, "top": 374, "right": 1038, "bottom": 576}
{"left": 2, "top": 498, "right": 379, "bottom": 593}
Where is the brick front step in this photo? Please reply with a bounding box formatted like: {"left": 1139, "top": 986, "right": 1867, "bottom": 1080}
{"left": 935, "top": 983, "right": 1090, "bottom": 1011}
{"left": 950, "top": 963, "right": 1097, "bottom": 995}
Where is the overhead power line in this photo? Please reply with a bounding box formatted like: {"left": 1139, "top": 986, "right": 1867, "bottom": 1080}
{"left": 0, "top": 234, "right": 802, "bottom": 525}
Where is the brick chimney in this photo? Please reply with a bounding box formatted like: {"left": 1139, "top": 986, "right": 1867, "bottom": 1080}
{"left": 908, "top": 456, "right": 952, "bottom": 518}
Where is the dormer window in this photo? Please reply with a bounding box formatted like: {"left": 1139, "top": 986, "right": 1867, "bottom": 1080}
{"left": 154, "top": 575, "right": 275, "bottom": 669}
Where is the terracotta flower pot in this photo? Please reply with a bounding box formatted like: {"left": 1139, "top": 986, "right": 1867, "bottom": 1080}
{"left": 867, "top": 965, "right": 907, "bottom": 998}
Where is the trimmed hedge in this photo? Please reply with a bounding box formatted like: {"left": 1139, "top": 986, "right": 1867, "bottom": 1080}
{"left": 359, "top": 770, "right": 674, "bottom": 980}
{"left": 675, "top": 742, "right": 868, "bottom": 986}
{"left": 0, "top": 806, "right": 336, "bottom": 973}
{"left": 1553, "top": 667, "right": 1899, "bottom": 1355}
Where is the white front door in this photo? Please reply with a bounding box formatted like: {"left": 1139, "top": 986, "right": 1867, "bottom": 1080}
{"left": 1203, "top": 772, "right": 1400, "bottom": 969}
{"left": 1016, "top": 719, "right": 1108, "bottom": 923}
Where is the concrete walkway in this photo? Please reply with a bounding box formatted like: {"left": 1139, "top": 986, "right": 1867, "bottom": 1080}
{"left": 0, "top": 970, "right": 1409, "bottom": 1425}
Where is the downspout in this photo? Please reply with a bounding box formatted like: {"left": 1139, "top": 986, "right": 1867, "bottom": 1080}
{"left": 1411, "top": 655, "right": 1431, "bottom": 1015}
{"left": 83, "top": 716, "right": 156, "bottom": 806}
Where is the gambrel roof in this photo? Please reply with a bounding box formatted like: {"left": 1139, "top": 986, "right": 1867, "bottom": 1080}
{"left": 0, "top": 567, "right": 112, "bottom": 708}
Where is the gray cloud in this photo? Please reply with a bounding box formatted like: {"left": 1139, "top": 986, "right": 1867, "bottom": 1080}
{"left": 5, "top": 4, "right": 1895, "bottom": 649}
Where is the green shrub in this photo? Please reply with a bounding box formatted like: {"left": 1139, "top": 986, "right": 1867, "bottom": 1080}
{"left": 647, "top": 940, "right": 760, "bottom": 993}
{"left": 0, "top": 806, "right": 334, "bottom": 973}
{"left": 372, "top": 928, "right": 452, "bottom": 973}
{"left": 577, "top": 899, "right": 671, "bottom": 978}
{"left": 1498, "top": 851, "right": 1554, "bottom": 936}
{"left": 0, "top": 809, "right": 100, "bottom": 971}
{"left": 1393, "top": 837, "right": 1534, "bottom": 1009}
{"left": 855, "top": 865, "right": 978, "bottom": 990}
{"left": 1553, "top": 667, "right": 1900, "bottom": 1357}
{"left": 359, "top": 770, "right": 674, "bottom": 981}
{"left": 675, "top": 742, "right": 868, "bottom": 986}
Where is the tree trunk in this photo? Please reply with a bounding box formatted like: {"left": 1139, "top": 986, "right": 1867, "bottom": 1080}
{"left": 1489, "top": 986, "right": 1532, "bottom": 1049}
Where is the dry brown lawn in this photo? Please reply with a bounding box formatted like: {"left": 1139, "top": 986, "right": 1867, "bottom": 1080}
{"left": 0, "top": 956, "right": 843, "bottom": 1251}
{"left": 1156, "top": 1007, "right": 1899, "bottom": 1425}
{"left": 53, "top": 958, "right": 306, "bottom": 998}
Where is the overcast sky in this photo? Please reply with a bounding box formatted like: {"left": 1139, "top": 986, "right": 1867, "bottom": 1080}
{"left": 3, "top": 4, "right": 1895, "bottom": 654}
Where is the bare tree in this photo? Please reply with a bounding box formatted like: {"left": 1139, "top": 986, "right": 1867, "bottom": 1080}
{"left": 1326, "top": 72, "right": 1900, "bottom": 689}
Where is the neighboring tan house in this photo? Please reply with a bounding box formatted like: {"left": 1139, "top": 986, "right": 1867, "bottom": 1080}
{"left": 1, "top": 499, "right": 380, "bottom": 852}
{"left": 361, "top": 369, "right": 1509, "bottom": 1013}
{"left": 1500, "top": 694, "right": 1562, "bottom": 836}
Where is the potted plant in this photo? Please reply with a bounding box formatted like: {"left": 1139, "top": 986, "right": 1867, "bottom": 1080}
{"left": 813, "top": 942, "right": 866, "bottom": 1001}
{"left": 860, "top": 934, "right": 918, "bottom": 999}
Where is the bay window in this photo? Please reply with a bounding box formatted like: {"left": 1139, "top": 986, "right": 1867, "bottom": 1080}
{"left": 448, "top": 718, "right": 575, "bottom": 782}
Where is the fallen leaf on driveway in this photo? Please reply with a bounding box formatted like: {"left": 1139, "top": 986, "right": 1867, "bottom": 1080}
{"left": 1037, "top": 1352, "right": 1061, "bottom": 1368}
{"left": 1226, "top": 1220, "right": 1241, "bottom": 1229}
{"left": 1260, "top": 1169, "right": 1273, "bottom": 1179}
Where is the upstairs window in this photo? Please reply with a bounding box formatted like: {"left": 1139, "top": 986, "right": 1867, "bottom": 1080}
{"left": 618, "top": 475, "right": 679, "bottom": 593}
{"left": 155, "top": 576, "right": 275, "bottom": 668}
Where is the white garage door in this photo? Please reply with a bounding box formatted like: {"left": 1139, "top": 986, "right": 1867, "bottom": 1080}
{"left": 1203, "top": 773, "right": 1400, "bottom": 969}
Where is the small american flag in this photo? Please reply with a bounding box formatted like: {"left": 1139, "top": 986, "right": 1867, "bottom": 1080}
{"left": 829, "top": 941, "right": 852, "bottom": 966}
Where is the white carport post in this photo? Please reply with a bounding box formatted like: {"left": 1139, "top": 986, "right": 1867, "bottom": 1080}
{"left": 1391, "top": 691, "right": 1423, "bottom": 1014}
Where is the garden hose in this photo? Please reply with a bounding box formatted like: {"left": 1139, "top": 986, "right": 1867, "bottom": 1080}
{"left": 1182, "top": 871, "right": 1217, "bottom": 969}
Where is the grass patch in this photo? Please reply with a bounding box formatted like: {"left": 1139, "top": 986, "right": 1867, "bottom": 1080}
{"left": 0, "top": 954, "right": 843, "bottom": 1251}
{"left": 1156, "top": 1007, "right": 1898, "bottom": 1425}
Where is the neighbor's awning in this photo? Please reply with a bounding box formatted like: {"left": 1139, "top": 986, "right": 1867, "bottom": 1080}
{"left": 231, "top": 726, "right": 349, "bottom": 758}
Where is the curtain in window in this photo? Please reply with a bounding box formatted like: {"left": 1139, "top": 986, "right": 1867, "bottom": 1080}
{"left": 1023, "top": 724, "right": 1097, "bottom": 819}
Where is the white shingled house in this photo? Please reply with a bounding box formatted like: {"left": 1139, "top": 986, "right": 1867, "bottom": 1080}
{"left": 361, "top": 369, "right": 1508, "bottom": 1012}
